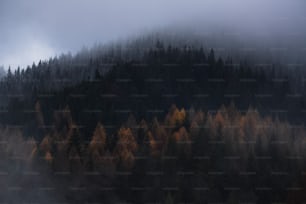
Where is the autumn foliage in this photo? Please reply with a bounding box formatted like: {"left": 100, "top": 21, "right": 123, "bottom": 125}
{"left": 1, "top": 103, "right": 306, "bottom": 203}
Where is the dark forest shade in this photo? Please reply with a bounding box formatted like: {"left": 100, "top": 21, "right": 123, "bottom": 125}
{"left": 1, "top": 104, "right": 306, "bottom": 203}
{"left": 0, "top": 39, "right": 306, "bottom": 203}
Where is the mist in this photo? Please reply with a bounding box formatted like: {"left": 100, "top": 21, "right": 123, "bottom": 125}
{"left": 0, "top": 0, "right": 305, "bottom": 69}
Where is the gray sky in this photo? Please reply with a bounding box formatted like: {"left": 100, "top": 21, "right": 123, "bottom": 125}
{"left": 0, "top": 0, "right": 305, "bottom": 69}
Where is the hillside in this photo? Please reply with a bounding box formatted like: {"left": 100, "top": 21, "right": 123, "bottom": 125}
{"left": 0, "top": 37, "right": 306, "bottom": 203}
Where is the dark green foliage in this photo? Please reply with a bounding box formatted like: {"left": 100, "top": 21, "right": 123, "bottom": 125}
{"left": 0, "top": 39, "right": 305, "bottom": 203}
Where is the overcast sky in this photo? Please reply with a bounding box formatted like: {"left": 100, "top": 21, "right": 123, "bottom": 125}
{"left": 0, "top": 0, "right": 305, "bottom": 69}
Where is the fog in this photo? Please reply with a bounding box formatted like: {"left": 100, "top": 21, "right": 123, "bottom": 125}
{"left": 0, "top": 0, "right": 305, "bottom": 69}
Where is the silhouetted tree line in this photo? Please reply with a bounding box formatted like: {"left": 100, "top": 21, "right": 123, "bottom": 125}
{"left": 1, "top": 40, "right": 305, "bottom": 130}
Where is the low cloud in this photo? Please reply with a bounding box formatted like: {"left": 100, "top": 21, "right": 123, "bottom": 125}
{"left": 0, "top": 0, "right": 305, "bottom": 69}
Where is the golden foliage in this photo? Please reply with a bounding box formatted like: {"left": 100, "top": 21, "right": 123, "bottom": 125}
{"left": 172, "top": 127, "right": 191, "bottom": 156}
{"left": 89, "top": 122, "right": 106, "bottom": 155}
{"left": 165, "top": 104, "right": 186, "bottom": 127}
{"left": 45, "top": 151, "right": 53, "bottom": 163}
{"left": 114, "top": 127, "right": 138, "bottom": 168}
{"left": 144, "top": 131, "right": 160, "bottom": 157}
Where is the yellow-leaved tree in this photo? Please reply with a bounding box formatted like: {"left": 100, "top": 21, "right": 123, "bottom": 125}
{"left": 88, "top": 122, "right": 107, "bottom": 171}
{"left": 114, "top": 127, "right": 138, "bottom": 169}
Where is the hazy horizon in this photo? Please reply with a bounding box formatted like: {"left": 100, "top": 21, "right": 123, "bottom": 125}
{"left": 1, "top": 0, "right": 305, "bottom": 70}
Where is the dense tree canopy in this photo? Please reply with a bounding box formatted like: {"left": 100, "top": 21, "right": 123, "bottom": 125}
{"left": 0, "top": 37, "right": 306, "bottom": 203}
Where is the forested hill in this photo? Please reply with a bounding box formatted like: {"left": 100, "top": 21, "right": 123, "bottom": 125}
{"left": 1, "top": 36, "right": 306, "bottom": 203}
{"left": 1, "top": 39, "right": 306, "bottom": 132}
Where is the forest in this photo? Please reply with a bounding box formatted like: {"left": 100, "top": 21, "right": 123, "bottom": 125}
{"left": 1, "top": 37, "right": 306, "bottom": 203}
